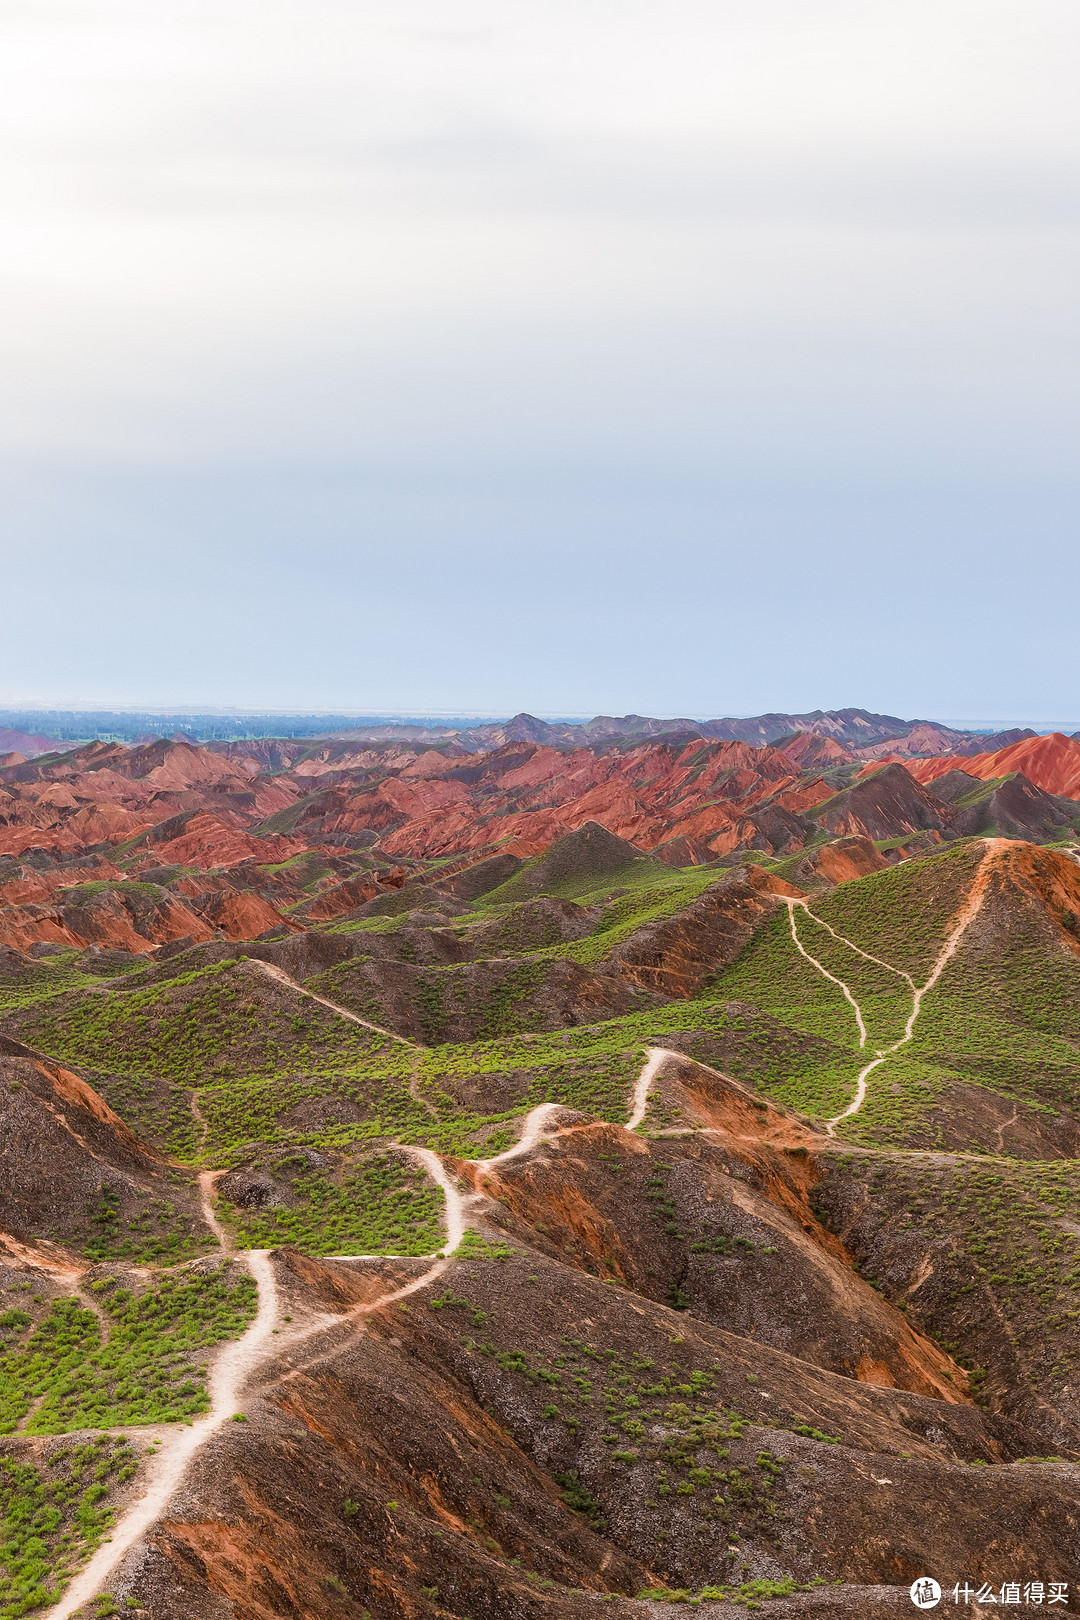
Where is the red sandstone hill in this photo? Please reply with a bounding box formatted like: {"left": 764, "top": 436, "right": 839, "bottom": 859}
{"left": 2, "top": 728, "right": 1077, "bottom": 953}
{"left": 0, "top": 726, "right": 64, "bottom": 757}
{"left": 905, "top": 733, "right": 1080, "bottom": 799}
{"left": 775, "top": 731, "right": 851, "bottom": 767}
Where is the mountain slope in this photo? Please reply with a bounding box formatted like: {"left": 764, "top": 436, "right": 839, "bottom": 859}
{"left": 6, "top": 792, "right": 1080, "bottom": 1614}
{"left": 909, "top": 732, "right": 1080, "bottom": 799}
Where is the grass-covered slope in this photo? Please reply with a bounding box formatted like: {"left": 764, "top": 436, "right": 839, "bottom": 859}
{"left": 7, "top": 836, "right": 1080, "bottom": 1362}
{"left": 0, "top": 1261, "right": 256, "bottom": 1435}
{"left": 6, "top": 830, "right": 1080, "bottom": 1614}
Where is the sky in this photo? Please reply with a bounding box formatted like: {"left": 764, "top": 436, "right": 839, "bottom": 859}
{"left": 1, "top": 0, "right": 1078, "bottom": 725}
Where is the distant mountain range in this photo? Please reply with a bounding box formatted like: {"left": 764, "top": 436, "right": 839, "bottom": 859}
{"left": 1, "top": 704, "right": 1063, "bottom": 755}
{"left": 6, "top": 725, "right": 1080, "bottom": 944}
{"left": 325, "top": 708, "right": 1044, "bottom": 757}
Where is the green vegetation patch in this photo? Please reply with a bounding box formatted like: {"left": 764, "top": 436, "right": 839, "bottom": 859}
{"left": 829, "top": 1052, "right": 949, "bottom": 1149}
{"left": 554, "top": 872, "right": 725, "bottom": 963}
{"left": 0, "top": 1262, "right": 256, "bottom": 1434}
{"left": 0, "top": 1436, "right": 137, "bottom": 1619}
{"left": 197, "top": 1054, "right": 422, "bottom": 1163}
{"left": 417, "top": 1035, "right": 648, "bottom": 1137}
{"left": 708, "top": 911, "right": 863, "bottom": 1052}
{"left": 79, "top": 1180, "right": 215, "bottom": 1267}
{"left": 81, "top": 1071, "right": 200, "bottom": 1160}
{"left": 59, "top": 881, "right": 165, "bottom": 906}
{"left": 810, "top": 841, "right": 988, "bottom": 981}
{"left": 11, "top": 960, "right": 398, "bottom": 1093}
{"left": 479, "top": 854, "right": 670, "bottom": 907}
{"left": 817, "top": 1152, "right": 1080, "bottom": 1407}
{"left": 905, "top": 938, "right": 1080, "bottom": 1116}
{"left": 640, "top": 1577, "right": 828, "bottom": 1607}
{"left": 227, "top": 1152, "right": 445, "bottom": 1256}
{"left": 0, "top": 954, "right": 113, "bottom": 1016}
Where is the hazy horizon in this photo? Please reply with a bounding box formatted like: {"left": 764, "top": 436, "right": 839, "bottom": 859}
{"left": 3, "top": 701, "right": 1079, "bottom": 736}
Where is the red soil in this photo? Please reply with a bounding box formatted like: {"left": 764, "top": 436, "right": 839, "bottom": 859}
{"left": 191, "top": 887, "right": 300, "bottom": 940}
{"left": 139, "top": 813, "right": 304, "bottom": 871}
{"left": 778, "top": 731, "right": 851, "bottom": 767}
{"left": 9, "top": 730, "right": 1058, "bottom": 952}
{"left": 906, "top": 734, "right": 1080, "bottom": 799}
{"left": 794, "top": 835, "right": 890, "bottom": 886}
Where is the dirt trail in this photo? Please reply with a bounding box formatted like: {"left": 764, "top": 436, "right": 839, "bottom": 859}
{"left": 475, "top": 1101, "right": 568, "bottom": 1172}
{"left": 47, "top": 1249, "right": 278, "bottom": 1620}
{"left": 782, "top": 840, "right": 1005, "bottom": 1135}
{"left": 626, "top": 1046, "right": 668, "bottom": 1130}
{"left": 993, "top": 1102, "right": 1021, "bottom": 1155}
{"left": 897, "top": 842, "right": 1004, "bottom": 1043}
{"left": 46, "top": 1097, "right": 275, "bottom": 1616}
{"left": 827, "top": 1055, "right": 887, "bottom": 1130}
{"left": 197, "top": 1169, "right": 230, "bottom": 1250}
{"left": 253, "top": 958, "right": 416, "bottom": 1047}
{"left": 188, "top": 1090, "right": 232, "bottom": 1250}
{"left": 281, "top": 1051, "right": 670, "bottom": 1382}
{"left": 310, "top": 1151, "right": 475, "bottom": 1341}
{"left": 783, "top": 899, "right": 869, "bottom": 1048}
{"left": 43, "top": 1043, "right": 667, "bottom": 1613}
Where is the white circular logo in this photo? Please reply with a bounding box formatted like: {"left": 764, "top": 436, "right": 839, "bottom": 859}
{"left": 910, "top": 1579, "right": 942, "bottom": 1610}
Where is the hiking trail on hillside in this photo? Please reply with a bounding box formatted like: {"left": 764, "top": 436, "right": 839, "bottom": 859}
{"left": 43, "top": 844, "right": 1012, "bottom": 1614}
{"left": 43, "top": 1043, "right": 670, "bottom": 1617}
{"left": 782, "top": 839, "right": 1004, "bottom": 1134}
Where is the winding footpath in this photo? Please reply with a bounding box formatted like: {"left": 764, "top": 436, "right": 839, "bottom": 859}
{"left": 782, "top": 839, "right": 1005, "bottom": 1134}
{"left": 45, "top": 847, "right": 1005, "bottom": 1612}
{"left": 49, "top": 1242, "right": 280, "bottom": 1620}
{"left": 44, "top": 1033, "right": 667, "bottom": 1618}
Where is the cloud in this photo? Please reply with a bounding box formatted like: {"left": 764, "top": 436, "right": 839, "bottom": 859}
{"left": 0, "top": 0, "right": 1077, "bottom": 461}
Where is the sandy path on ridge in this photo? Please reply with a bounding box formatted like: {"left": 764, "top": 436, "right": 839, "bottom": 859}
{"left": 780, "top": 839, "right": 1005, "bottom": 1133}
{"left": 254, "top": 958, "right": 415, "bottom": 1046}
{"left": 42, "top": 1042, "right": 668, "bottom": 1614}
{"left": 47, "top": 1248, "right": 279, "bottom": 1620}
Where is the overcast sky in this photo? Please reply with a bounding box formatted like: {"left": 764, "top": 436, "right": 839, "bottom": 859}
{"left": 1, "top": 0, "right": 1078, "bottom": 723}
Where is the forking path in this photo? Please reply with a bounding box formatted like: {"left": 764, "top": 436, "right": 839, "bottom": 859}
{"left": 781, "top": 838, "right": 1005, "bottom": 1134}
